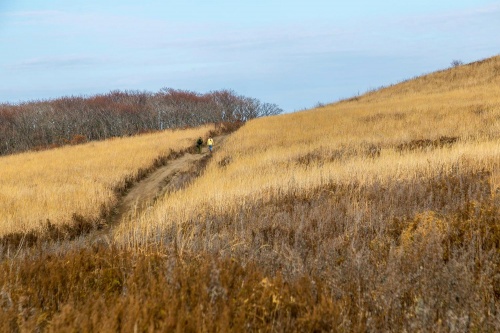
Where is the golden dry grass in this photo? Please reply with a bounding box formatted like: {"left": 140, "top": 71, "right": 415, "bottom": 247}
{"left": 2, "top": 56, "right": 500, "bottom": 332}
{"left": 116, "top": 56, "right": 500, "bottom": 246}
{"left": 0, "top": 126, "right": 211, "bottom": 237}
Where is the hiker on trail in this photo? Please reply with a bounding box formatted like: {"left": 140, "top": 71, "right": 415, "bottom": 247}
{"left": 207, "top": 137, "right": 214, "bottom": 153}
{"left": 196, "top": 137, "right": 203, "bottom": 154}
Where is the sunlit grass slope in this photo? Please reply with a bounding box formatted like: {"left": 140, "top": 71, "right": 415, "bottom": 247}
{"left": 0, "top": 126, "right": 210, "bottom": 237}
{"left": 117, "top": 56, "right": 500, "bottom": 246}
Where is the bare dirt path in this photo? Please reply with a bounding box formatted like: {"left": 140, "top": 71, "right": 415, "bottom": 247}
{"left": 113, "top": 153, "right": 205, "bottom": 223}
{"left": 112, "top": 135, "right": 227, "bottom": 225}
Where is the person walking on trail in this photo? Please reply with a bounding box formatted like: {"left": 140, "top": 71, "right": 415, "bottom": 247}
{"left": 196, "top": 137, "right": 203, "bottom": 154}
{"left": 207, "top": 137, "right": 214, "bottom": 153}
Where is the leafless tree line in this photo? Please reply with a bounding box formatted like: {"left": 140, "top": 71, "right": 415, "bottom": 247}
{"left": 0, "top": 89, "right": 282, "bottom": 156}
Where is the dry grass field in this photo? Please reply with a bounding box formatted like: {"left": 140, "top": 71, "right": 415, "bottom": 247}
{"left": 1, "top": 56, "right": 500, "bottom": 332}
{"left": 0, "top": 126, "right": 211, "bottom": 237}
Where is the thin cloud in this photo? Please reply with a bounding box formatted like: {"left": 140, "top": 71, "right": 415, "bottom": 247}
{"left": 396, "top": 3, "right": 500, "bottom": 30}
{"left": 10, "top": 55, "right": 110, "bottom": 71}
{"left": 4, "top": 9, "right": 145, "bottom": 33}
{"left": 3, "top": 10, "right": 74, "bottom": 26}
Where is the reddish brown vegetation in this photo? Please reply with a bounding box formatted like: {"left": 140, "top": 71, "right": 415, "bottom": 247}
{"left": 1, "top": 167, "right": 498, "bottom": 332}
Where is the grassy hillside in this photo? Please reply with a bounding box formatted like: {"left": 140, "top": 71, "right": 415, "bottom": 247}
{"left": 1, "top": 56, "right": 500, "bottom": 332}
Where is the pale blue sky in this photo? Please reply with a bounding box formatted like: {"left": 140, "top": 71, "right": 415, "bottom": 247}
{"left": 1, "top": 1, "right": 499, "bottom": 112}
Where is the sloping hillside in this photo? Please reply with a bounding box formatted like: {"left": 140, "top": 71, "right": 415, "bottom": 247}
{"left": 121, "top": 55, "right": 500, "bottom": 243}
{"left": 2, "top": 56, "right": 500, "bottom": 332}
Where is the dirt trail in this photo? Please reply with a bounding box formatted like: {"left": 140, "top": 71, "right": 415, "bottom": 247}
{"left": 0, "top": 135, "right": 228, "bottom": 256}
{"left": 112, "top": 135, "right": 226, "bottom": 224}
{"left": 113, "top": 153, "right": 205, "bottom": 223}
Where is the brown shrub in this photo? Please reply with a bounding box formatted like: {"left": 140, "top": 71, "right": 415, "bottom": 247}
{"left": 396, "top": 136, "right": 459, "bottom": 152}
{"left": 69, "top": 134, "right": 87, "bottom": 145}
